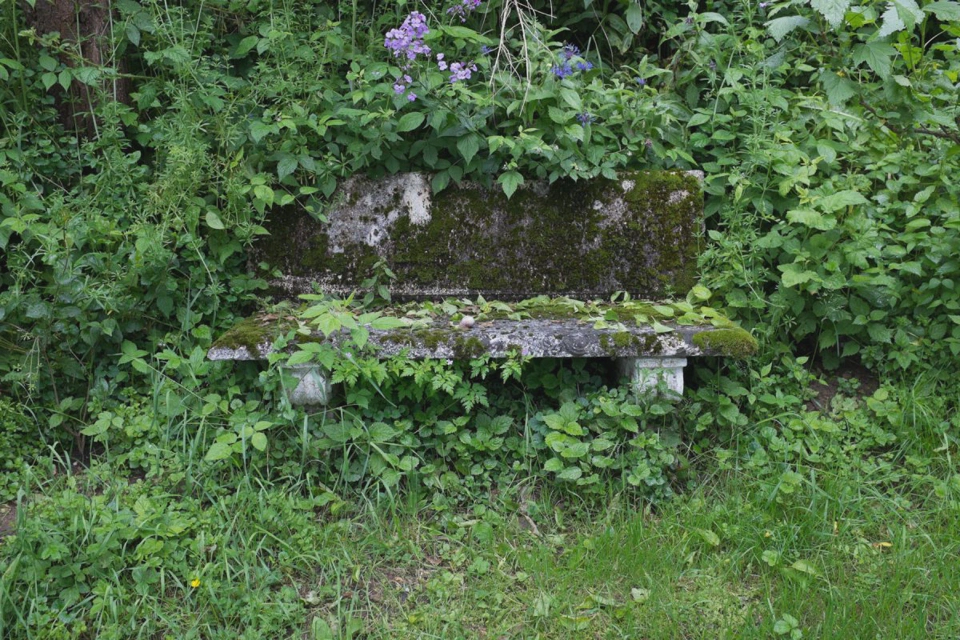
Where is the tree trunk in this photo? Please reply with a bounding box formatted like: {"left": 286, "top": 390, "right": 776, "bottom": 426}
{"left": 25, "top": 0, "right": 130, "bottom": 137}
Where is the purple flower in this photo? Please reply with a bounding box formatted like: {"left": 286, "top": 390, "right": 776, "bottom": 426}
{"left": 759, "top": 2, "right": 768, "bottom": 7}
{"left": 644, "top": 138, "right": 654, "bottom": 149}
{"left": 385, "top": 12, "right": 431, "bottom": 61}
{"left": 437, "top": 53, "right": 448, "bottom": 71}
{"left": 407, "top": 93, "right": 417, "bottom": 101}
{"left": 685, "top": 16, "right": 695, "bottom": 25}
{"left": 575, "top": 60, "right": 593, "bottom": 72}
{"left": 393, "top": 83, "right": 406, "bottom": 94}
{"left": 576, "top": 112, "right": 594, "bottom": 125}
{"left": 481, "top": 45, "right": 493, "bottom": 55}
{"left": 447, "top": 0, "right": 482, "bottom": 22}
{"left": 552, "top": 63, "right": 574, "bottom": 79}
{"left": 449, "top": 61, "right": 477, "bottom": 83}
{"left": 636, "top": 77, "right": 647, "bottom": 86}
{"left": 562, "top": 43, "right": 580, "bottom": 60}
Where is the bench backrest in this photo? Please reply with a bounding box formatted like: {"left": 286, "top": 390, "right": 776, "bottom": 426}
{"left": 251, "top": 170, "right": 703, "bottom": 301}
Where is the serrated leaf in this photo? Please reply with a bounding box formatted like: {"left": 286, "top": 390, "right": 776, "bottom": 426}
{"left": 853, "top": 42, "right": 896, "bottom": 79}
{"left": 787, "top": 208, "right": 835, "bottom": 230}
{"left": 457, "top": 134, "right": 481, "bottom": 165}
{"left": 766, "top": 16, "right": 810, "bottom": 44}
{"left": 397, "top": 111, "right": 425, "bottom": 132}
{"left": 277, "top": 155, "right": 298, "bottom": 180}
{"left": 811, "top": 0, "right": 851, "bottom": 27}
{"left": 893, "top": 0, "right": 924, "bottom": 28}
{"left": 250, "top": 432, "right": 267, "bottom": 451}
{"left": 558, "top": 466, "right": 583, "bottom": 480}
{"left": 544, "top": 457, "right": 564, "bottom": 472}
{"left": 821, "top": 71, "right": 857, "bottom": 105}
{"left": 879, "top": 3, "right": 906, "bottom": 36}
{"left": 498, "top": 171, "right": 523, "bottom": 199}
{"left": 818, "top": 189, "right": 867, "bottom": 212}
{"left": 924, "top": 1, "right": 960, "bottom": 20}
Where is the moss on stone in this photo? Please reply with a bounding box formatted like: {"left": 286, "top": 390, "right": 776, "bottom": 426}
{"left": 211, "top": 316, "right": 296, "bottom": 357}
{"left": 692, "top": 328, "right": 758, "bottom": 358}
{"left": 250, "top": 170, "right": 702, "bottom": 300}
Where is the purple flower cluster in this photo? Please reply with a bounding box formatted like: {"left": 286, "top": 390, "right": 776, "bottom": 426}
{"left": 449, "top": 61, "right": 477, "bottom": 82}
{"left": 552, "top": 43, "right": 593, "bottom": 79}
{"left": 576, "top": 112, "right": 594, "bottom": 125}
{"left": 384, "top": 12, "right": 431, "bottom": 62}
{"left": 447, "top": 0, "right": 482, "bottom": 22}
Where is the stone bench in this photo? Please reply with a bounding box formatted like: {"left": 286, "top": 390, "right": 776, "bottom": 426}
{"left": 208, "top": 171, "right": 756, "bottom": 404}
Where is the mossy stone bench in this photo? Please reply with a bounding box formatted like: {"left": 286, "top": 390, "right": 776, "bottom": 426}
{"left": 208, "top": 171, "right": 756, "bottom": 404}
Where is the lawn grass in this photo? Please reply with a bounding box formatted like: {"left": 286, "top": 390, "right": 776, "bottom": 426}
{"left": 2, "top": 448, "right": 957, "bottom": 639}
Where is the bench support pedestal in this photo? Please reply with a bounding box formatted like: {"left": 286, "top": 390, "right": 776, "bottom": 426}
{"left": 284, "top": 365, "right": 332, "bottom": 406}
{"left": 616, "top": 357, "right": 687, "bottom": 396}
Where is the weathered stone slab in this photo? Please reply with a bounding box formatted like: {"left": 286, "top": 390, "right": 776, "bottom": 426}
{"left": 206, "top": 316, "right": 755, "bottom": 362}
{"left": 251, "top": 171, "right": 702, "bottom": 301}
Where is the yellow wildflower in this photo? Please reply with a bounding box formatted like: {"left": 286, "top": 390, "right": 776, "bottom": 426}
{"left": 191, "top": 578, "right": 201, "bottom": 588}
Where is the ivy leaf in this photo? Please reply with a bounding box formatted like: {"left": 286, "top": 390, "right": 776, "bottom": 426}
{"left": 811, "top": 0, "right": 850, "bottom": 27}
{"left": 766, "top": 15, "right": 810, "bottom": 43}
{"left": 924, "top": 1, "right": 960, "bottom": 21}
{"left": 397, "top": 112, "right": 425, "bottom": 132}
{"left": 853, "top": 42, "right": 896, "bottom": 79}
{"left": 498, "top": 171, "right": 524, "bottom": 199}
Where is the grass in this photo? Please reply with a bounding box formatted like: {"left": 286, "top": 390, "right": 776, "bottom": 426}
{"left": 1, "top": 450, "right": 958, "bottom": 639}
{"left": 1, "top": 372, "right": 958, "bottom": 639}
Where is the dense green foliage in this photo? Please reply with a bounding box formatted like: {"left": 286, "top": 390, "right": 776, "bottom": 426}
{"left": 0, "top": 0, "right": 959, "bottom": 636}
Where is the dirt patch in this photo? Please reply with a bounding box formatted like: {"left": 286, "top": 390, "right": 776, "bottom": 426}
{"left": 807, "top": 362, "right": 880, "bottom": 413}
{"left": 0, "top": 501, "right": 16, "bottom": 539}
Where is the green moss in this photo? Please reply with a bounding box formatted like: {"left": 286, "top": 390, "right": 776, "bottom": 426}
{"left": 693, "top": 328, "right": 758, "bottom": 359}
{"left": 452, "top": 335, "right": 486, "bottom": 359}
{"left": 252, "top": 170, "right": 702, "bottom": 300}
{"left": 212, "top": 316, "right": 296, "bottom": 357}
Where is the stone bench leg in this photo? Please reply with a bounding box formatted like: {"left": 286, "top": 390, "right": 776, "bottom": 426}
{"left": 616, "top": 357, "right": 687, "bottom": 397}
{"left": 283, "top": 364, "right": 333, "bottom": 406}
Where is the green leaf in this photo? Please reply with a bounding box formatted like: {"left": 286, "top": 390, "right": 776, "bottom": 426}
{"left": 498, "top": 171, "right": 524, "bottom": 199}
{"left": 924, "top": 1, "right": 960, "bottom": 20}
{"left": 369, "top": 316, "right": 407, "bottom": 330}
{"left": 893, "top": 0, "right": 924, "bottom": 28}
{"left": 41, "top": 72, "right": 57, "bottom": 90}
{"left": 250, "top": 432, "right": 267, "bottom": 451}
{"left": 811, "top": 0, "right": 851, "bottom": 27}
{"left": 818, "top": 189, "right": 867, "bottom": 212}
{"left": 695, "top": 528, "right": 721, "bottom": 547}
{"left": 688, "top": 112, "right": 712, "bottom": 127}
{"left": 58, "top": 68, "right": 72, "bottom": 91}
{"left": 277, "top": 155, "right": 298, "bottom": 180}
{"left": 652, "top": 321, "right": 674, "bottom": 334}
{"left": 205, "top": 210, "right": 225, "bottom": 230}
{"left": 205, "top": 441, "right": 234, "bottom": 461}
{"left": 853, "top": 42, "right": 896, "bottom": 79}
{"left": 397, "top": 112, "right": 425, "bottom": 132}
{"left": 544, "top": 457, "right": 564, "bottom": 472}
{"left": 559, "top": 88, "right": 581, "bottom": 110}
{"left": 787, "top": 208, "right": 835, "bottom": 230}
{"left": 314, "top": 313, "right": 342, "bottom": 337}
{"left": 558, "top": 466, "right": 583, "bottom": 481}
{"left": 625, "top": 2, "right": 643, "bottom": 33}
{"left": 790, "top": 559, "right": 820, "bottom": 576}
{"left": 457, "top": 134, "right": 481, "bottom": 165}
{"left": 879, "top": 3, "right": 906, "bottom": 36}
{"left": 765, "top": 15, "right": 809, "bottom": 43}
{"left": 286, "top": 351, "right": 315, "bottom": 366}
{"left": 232, "top": 36, "right": 259, "bottom": 58}
{"left": 820, "top": 71, "right": 857, "bottom": 105}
